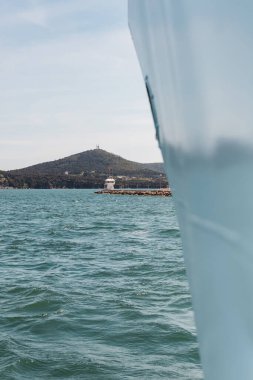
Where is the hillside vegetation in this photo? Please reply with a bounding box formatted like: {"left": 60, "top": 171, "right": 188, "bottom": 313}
{"left": 10, "top": 149, "right": 164, "bottom": 177}
{"left": 2, "top": 149, "right": 167, "bottom": 189}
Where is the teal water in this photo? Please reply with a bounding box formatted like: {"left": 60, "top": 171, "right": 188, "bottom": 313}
{"left": 0, "top": 189, "right": 203, "bottom": 379}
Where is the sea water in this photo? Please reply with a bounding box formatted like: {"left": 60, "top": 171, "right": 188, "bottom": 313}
{"left": 0, "top": 189, "right": 202, "bottom": 379}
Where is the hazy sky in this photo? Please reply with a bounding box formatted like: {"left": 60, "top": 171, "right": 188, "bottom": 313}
{"left": 0, "top": 0, "right": 162, "bottom": 170}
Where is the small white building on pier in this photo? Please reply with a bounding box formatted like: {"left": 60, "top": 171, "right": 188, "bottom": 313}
{"left": 104, "top": 177, "right": 115, "bottom": 190}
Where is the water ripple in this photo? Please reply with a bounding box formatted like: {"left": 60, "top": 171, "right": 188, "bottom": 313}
{"left": 0, "top": 189, "right": 203, "bottom": 379}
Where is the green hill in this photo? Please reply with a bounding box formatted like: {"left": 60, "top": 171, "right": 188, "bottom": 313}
{"left": 9, "top": 149, "right": 163, "bottom": 177}
{"left": 142, "top": 162, "right": 164, "bottom": 173}
{"left": 2, "top": 149, "right": 167, "bottom": 189}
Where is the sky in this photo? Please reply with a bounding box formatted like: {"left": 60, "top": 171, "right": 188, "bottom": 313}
{"left": 0, "top": 0, "right": 162, "bottom": 170}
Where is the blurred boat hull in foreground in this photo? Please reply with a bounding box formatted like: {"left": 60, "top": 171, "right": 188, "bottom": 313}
{"left": 129, "top": 1, "right": 253, "bottom": 379}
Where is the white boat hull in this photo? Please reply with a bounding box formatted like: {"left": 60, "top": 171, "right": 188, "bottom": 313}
{"left": 129, "top": 1, "right": 253, "bottom": 379}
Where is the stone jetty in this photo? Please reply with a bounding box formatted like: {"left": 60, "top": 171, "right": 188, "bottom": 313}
{"left": 95, "top": 189, "right": 171, "bottom": 196}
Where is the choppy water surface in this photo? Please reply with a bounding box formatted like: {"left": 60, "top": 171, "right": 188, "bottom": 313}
{"left": 0, "top": 190, "right": 203, "bottom": 379}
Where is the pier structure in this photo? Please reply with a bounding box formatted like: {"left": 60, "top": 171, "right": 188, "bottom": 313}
{"left": 99, "top": 176, "right": 171, "bottom": 196}
{"left": 95, "top": 188, "right": 171, "bottom": 196}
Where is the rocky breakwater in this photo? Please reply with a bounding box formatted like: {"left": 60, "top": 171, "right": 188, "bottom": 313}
{"left": 95, "top": 189, "right": 172, "bottom": 196}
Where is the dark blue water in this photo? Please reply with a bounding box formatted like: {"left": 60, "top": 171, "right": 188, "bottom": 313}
{"left": 0, "top": 189, "right": 203, "bottom": 379}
